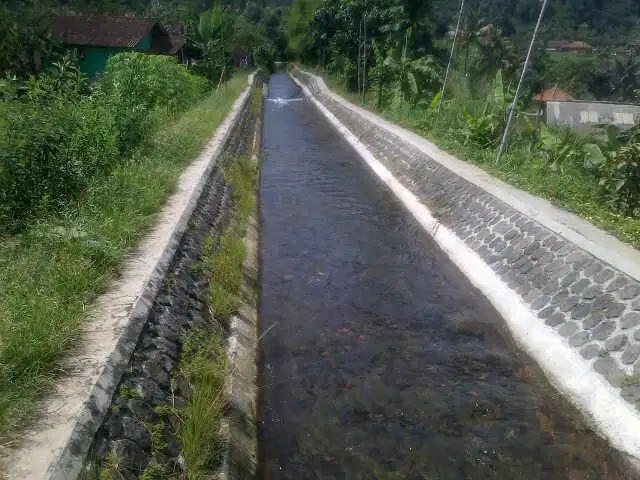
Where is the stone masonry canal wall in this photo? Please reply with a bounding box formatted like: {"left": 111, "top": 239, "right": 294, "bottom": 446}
{"left": 292, "top": 68, "right": 640, "bottom": 474}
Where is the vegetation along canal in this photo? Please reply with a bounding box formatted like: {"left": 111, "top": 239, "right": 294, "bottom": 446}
{"left": 258, "top": 73, "right": 628, "bottom": 479}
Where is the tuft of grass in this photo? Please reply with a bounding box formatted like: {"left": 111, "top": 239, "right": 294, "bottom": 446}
{"left": 119, "top": 386, "right": 139, "bottom": 400}
{"left": 0, "top": 74, "right": 249, "bottom": 443}
{"left": 250, "top": 79, "right": 264, "bottom": 117}
{"left": 208, "top": 231, "right": 246, "bottom": 319}
{"left": 147, "top": 423, "right": 167, "bottom": 455}
{"left": 180, "top": 152, "right": 258, "bottom": 479}
{"left": 152, "top": 405, "right": 172, "bottom": 418}
{"left": 207, "top": 155, "right": 258, "bottom": 319}
{"left": 99, "top": 454, "right": 123, "bottom": 480}
{"left": 179, "top": 329, "right": 227, "bottom": 477}
{"left": 623, "top": 374, "right": 640, "bottom": 386}
{"left": 139, "top": 464, "right": 172, "bottom": 480}
{"left": 138, "top": 412, "right": 176, "bottom": 479}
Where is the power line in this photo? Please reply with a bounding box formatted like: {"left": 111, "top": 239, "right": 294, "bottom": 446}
{"left": 437, "top": 0, "right": 465, "bottom": 114}
{"left": 496, "top": 0, "right": 550, "bottom": 163}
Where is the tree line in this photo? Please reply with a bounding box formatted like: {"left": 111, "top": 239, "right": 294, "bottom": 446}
{"left": 0, "top": 0, "right": 288, "bottom": 80}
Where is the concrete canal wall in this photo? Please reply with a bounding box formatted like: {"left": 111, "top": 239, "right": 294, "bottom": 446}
{"left": 292, "top": 69, "right": 640, "bottom": 474}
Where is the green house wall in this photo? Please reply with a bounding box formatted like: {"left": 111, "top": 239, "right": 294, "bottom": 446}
{"left": 136, "top": 33, "right": 152, "bottom": 50}
{"left": 78, "top": 45, "right": 126, "bottom": 77}
{"left": 75, "top": 33, "right": 153, "bottom": 77}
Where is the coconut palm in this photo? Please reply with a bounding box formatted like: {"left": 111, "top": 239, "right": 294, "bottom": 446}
{"left": 187, "top": 5, "right": 235, "bottom": 83}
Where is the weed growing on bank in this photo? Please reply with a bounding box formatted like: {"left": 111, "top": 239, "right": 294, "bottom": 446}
{"left": 179, "top": 152, "right": 258, "bottom": 478}
{"left": 0, "top": 53, "right": 208, "bottom": 232}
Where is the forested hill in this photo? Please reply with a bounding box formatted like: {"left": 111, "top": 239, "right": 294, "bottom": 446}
{"left": 273, "top": 0, "right": 640, "bottom": 47}
{"left": 2, "top": 0, "right": 288, "bottom": 16}
{"left": 11, "top": 0, "right": 639, "bottom": 46}
{"left": 430, "top": 0, "right": 640, "bottom": 46}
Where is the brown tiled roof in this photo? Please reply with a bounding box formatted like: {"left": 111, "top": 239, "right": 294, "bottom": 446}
{"left": 563, "top": 40, "right": 593, "bottom": 51}
{"left": 533, "top": 85, "right": 575, "bottom": 102}
{"left": 547, "top": 40, "right": 569, "bottom": 48}
{"left": 52, "top": 15, "right": 164, "bottom": 48}
{"left": 168, "top": 35, "right": 186, "bottom": 55}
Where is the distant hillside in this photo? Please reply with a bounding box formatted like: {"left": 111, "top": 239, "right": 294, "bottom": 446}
{"left": 432, "top": 0, "right": 640, "bottom": 46}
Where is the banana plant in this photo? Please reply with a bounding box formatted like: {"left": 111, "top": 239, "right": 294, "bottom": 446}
{"left": 368, "top": 26, "right": 441, "bottom": 109}
{"left": 393, "top": 27, "right": 440, "bottom": 106}
{"left": 538, "top": 123, "right": 580, "bottom": 171}
{"left": 460, "top": 107, "right": 502, "bottom": 148}
{"left": 187, "top": 4, "right": 235, "bottom": 83}
{"left": 459, "top": 70, "right": 513, "bottom": 148}
{"left": 369, "top": 39, "right": 393, "bottom": 109}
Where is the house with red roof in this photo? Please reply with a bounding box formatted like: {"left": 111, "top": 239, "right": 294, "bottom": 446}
{"left": 533, "top": 86, "right": 575, "bottom": 103}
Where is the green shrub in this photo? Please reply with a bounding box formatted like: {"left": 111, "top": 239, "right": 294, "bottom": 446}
{"left": 536, "top": 123, "right": 583, "bottom": 170}
{"left": 0, "top": 52, "right": 209, "bottom": 231}
{"left": 101, "top": 52, "right": 209, "bottom": 154}
{"left": 604, "top": 143, "right": 640, "bottom": 214}
{"left": 581, "top": 124, "right": 640, "bottom": 215}
{"left": 103, "top": 53, "right": 208, "bottom": 114}
{"left": 0, "top": 87, "right": 118, "bottom": 227}
{"left": 255, "top": 45, "right": 276, "bottom": 74}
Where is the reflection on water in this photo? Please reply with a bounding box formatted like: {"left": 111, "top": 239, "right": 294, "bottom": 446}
{"left": 258, "top": 73, "right": 626, "bottom": 479}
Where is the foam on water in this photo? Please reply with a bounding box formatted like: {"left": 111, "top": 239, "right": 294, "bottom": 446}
{"left": 267, "top": 97, "right": 304, "bottom": 104}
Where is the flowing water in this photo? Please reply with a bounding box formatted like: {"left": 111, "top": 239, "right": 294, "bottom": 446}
{"left": 258, "top": 73, "right": 627, "bottom": 479}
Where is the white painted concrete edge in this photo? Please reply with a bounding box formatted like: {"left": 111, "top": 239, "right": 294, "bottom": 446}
{"left": 297, "top": 70, "right": 640, "bottom": 284}
{"left": 292, "top": 74, "right": 640, "bottom": 470}
{"left": 3, "top": 73, "right": 256, "bottom": 480}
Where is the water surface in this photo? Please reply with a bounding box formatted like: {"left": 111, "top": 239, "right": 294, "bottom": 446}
{"left": 258, "top": 73, "right": 625, "bottom": 479}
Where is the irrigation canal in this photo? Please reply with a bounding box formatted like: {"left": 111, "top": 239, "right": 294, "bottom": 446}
{"left": 257, "top": 73, "right": 627, "bottom": 479}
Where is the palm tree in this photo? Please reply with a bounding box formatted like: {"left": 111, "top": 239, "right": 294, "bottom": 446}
{"left": 610, "top": 55, "right": 640, "bottom": 102}
{"left": 187, "top": 5, "right": 235, "bottom": 83}
{"left": 369, "top": 39, "right": 392, "bottom": 109}
{"left": 471, "top": 26, "right": 517, "bottom": 83}
{"left": 459, "top": 7, "right": 484, "bottom": 77}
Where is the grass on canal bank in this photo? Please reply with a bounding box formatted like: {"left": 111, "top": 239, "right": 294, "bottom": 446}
{"left": 0, "top": 74, "right": 249, "bottom": 445}
{"left": 297, "top": 66, "right": 640, "bottom": 250}
{"left": 180, "top": 153, "right": 258, "bottom": 478}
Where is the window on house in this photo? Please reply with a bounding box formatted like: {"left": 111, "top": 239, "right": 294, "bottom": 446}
{"left": 614, "top": 112, "right": 635, "bottom": 124}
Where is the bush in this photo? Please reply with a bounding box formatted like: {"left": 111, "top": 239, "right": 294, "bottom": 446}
{"left": 0, "top": 53, "right": 209, "bottom": 231}
{"left": 255, "top": 45, "right": 276, "bottom": 74}
{"left": 599, "top": 143, "right": 640, "bottom": 215}
{"left": 101, "top": 53, "right": 209, "bottom": 154}
{"left": 0, "top": 89, "right": 118, "bottom": 226}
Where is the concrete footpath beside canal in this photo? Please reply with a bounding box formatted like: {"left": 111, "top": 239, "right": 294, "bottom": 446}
{"left": 291, "top": 68, "right": 640, "bottom": 475}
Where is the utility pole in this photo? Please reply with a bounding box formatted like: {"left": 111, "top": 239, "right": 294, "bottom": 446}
{"left": 357, "top": 16, "right": 362, "bottom": 96}
{"left": 362, "top": 8, "right": 367, "bottom": 102}
{"left": 496, "top": 0, "right": 550, "bottom": 163}
{"left": 437, "top": 0, "right": 465, "bottom": 114}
